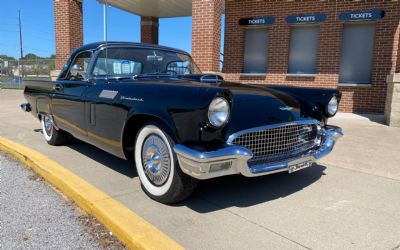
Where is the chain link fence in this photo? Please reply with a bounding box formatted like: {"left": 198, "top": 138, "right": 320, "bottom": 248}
{"left": 0, "top": 58, "right": 54, "bottom": 89}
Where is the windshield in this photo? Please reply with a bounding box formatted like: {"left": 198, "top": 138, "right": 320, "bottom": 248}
{"left": 92, "top": 47, "right": 202, "bottom": 78}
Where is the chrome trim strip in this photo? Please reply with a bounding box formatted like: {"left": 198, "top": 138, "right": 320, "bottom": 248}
{"left": 173, "top": 145, "right": 253, "bottom": 163}
{"left": 226, "top": 119, "right": 320, "bottom": 145}
{"left": 174, "top": 125, "right": 343, "bottom": 180}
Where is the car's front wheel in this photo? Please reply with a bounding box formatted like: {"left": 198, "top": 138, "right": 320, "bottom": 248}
{"left": 134, "top": 123, "right": 197, "bottom": 204}
{"left": 41, "top": 114, "right": 69, "bottom": 146}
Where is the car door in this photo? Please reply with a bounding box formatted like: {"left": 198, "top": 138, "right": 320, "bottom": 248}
{"left": 84, "top": 80, "right": 128, "bottom": 158}
{"left": 52, "top": 51, "right": 92, "bottom": 141}
{"left": 84, "top": 48, "right": 135, "bottom": 158}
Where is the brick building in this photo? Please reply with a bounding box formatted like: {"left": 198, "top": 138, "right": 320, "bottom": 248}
{"left": 54, "top": 0, "right": 400, "bottom": 115}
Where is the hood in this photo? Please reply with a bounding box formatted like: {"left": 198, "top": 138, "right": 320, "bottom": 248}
{"left": 144, "top": 77, "right": 305, "bottom": 134}
{"left": 116, "top": 76, "right": 307, "bottom": 134}
{"left": 217, "top": 81, "right": 304, "bottom": 135}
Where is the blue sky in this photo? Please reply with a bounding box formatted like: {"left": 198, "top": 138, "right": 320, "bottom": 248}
{"left": 0, "top": 0, "right": 193, "bottom": 59}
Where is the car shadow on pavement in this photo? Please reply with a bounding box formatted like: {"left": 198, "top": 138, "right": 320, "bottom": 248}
{"left": 52, "top": 134, "right": 326, "bottom": 211}
{"left": 180, "top": 164, "right": 326, "bottom": 213}
{"left": 66, "top": 139, "right": 137, "bottom": 178}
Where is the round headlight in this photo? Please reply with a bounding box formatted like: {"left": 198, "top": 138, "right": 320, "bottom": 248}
{"left": 208, "top": 97, "right": 230, "bottom": 127}
{"left": 327, "top": 96, "right": 338, "bottom": 116}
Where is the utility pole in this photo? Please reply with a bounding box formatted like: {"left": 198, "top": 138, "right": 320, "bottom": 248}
{"left": 18, "top": 10, "right": 24, "bottom": 79}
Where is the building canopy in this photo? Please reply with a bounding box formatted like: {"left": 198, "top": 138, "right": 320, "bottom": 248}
{"left": 97, "top": 0, "right": 193, "bottom": 17}
{"left": 97, "top": 0, "right": 225, "bottom": 18}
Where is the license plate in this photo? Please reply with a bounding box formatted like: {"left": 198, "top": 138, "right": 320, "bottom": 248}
{"left": 288, "top": 161, "right": 313, "bottom": 173}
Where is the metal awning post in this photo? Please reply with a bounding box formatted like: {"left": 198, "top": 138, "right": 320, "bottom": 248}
{"left": 103, "top": 2, "right": 108, "bottom": 41}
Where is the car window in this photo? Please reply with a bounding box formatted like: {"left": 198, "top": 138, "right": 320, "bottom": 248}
{"left": 92, "top": 47, "right": 201, "bottom": 77}
{"left": 93, "top": 58, "right": 142, "bottom": 76}
{"left": 67, "top": 51, "right": 92, "bottom": 80}
{"left": 166, "top": 61, "right": 192, "bottom": 75}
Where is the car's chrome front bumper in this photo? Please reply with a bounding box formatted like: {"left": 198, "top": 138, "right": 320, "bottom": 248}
{"left": 173, "top": 125, "right": 343, "bottom": 179}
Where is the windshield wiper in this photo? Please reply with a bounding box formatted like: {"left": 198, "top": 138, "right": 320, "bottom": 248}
{"left": 100, "top": 76, "right": 135, "bottom": 81}
{"left": 133, "top": 73, "right": 176, "bottom": 79}
{"left": 99, "top": 73, "right": 177, "bottom": 81}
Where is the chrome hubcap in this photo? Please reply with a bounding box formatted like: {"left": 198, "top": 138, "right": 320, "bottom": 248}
{"left": 43, "top": 115, "right": 53, "bottom": 136}
{"left": 142, "top": 135, "right": 171, "bottom": 186}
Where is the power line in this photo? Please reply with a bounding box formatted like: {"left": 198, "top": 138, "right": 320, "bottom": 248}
{"left": 23, "top": 32, "right": 54, "bottom": 42}
{"left": 0, "top": 43, "right": 17, "bottom": 47}
{"left": 22, "top": 24, "right": 53, "bottom": 35}
{"left": 23, "top": 46, "right": 54, "bottom": 54}
{"left": 0, "top": 23, "right": 19, "bottom": 27}
{"left": 0, "top": 19, "right": 53, "bottom": 36}
{"left": 0, "top": 29, "right": 53, "bottom": 42}
{"left": 0, "top": 29, "right": 18, "bottom": 33}
{"left": 0, "top": 43, "right": 54, "bottom": 54}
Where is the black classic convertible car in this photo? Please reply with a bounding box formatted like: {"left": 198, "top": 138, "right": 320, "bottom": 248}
{"left": 21, "top": 42, "right": 342, "bottom": 203}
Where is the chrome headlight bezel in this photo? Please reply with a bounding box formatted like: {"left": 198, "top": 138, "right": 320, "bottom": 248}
{"left": 208, "top": 97, "right": 230, "bottom": 127}
{"left": 326, "top": 96, "right": 338, "bottom": 117}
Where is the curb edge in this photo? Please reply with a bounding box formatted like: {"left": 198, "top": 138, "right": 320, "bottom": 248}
{"left": 0, "top": 136, "right": 183, "bottom": 250}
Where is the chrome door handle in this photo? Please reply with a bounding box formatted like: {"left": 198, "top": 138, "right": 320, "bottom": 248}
{"left": 53, "top": 83, "right": 63, "bottom": 91}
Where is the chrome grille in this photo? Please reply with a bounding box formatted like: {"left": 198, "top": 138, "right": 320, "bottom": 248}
{"left": 228, "top": 122, "right": 320, "bottom": 166}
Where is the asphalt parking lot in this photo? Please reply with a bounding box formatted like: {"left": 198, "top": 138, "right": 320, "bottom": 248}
{"left": 1, "top": 89, "right": 400, "bottom": 249}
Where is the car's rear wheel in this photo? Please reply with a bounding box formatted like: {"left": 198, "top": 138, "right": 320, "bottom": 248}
{"left": 134, "top": 123, "right": 197, "bottom": 204}
{"left": 41, "top": 114, "right": 69, "bottom": 146}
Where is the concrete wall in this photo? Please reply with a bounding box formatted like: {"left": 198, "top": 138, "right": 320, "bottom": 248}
{"left": 385, "top": 73, "right": 400, "bottom": 126}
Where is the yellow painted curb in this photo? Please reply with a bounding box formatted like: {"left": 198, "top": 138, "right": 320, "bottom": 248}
{"left": 0, "top": 136, "right": 183, "bottom": 250}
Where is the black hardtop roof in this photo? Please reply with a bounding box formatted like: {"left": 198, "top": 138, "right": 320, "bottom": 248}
{"left": 75, "top": 41, "right": 190, "bottom": 55}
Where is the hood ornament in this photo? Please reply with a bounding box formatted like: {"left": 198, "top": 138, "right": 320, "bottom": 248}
{"left": 279, "top": 106, "right": 293, "bottom": 111}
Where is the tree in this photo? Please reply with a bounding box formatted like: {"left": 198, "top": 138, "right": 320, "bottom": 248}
{"left": 23, "top": 53, "right": 41, "bottom": 60}
{"left": 0, "top": 53, "right": 56, "bottom": 77}
{"left": 0, "top": 55, "right": 17, "bottom": 61}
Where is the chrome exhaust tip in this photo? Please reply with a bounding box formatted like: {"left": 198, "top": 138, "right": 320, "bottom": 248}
{"left": 20, "top": 103, "right": 31, "bottom": 112}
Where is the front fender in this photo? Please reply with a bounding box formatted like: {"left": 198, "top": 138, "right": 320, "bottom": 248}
{"left": 124, "top": 105, "right": 178, "bottom": 140}
{"left": 119, "top": 81, "right": 231, "bottom": 150}
{"left": 267, "top": 85, "right": 341, "bottom": 121}
{"left": 122, "top": 98, "right": 229, "bottom": 149}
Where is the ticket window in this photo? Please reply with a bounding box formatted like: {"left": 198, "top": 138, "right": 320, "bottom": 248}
{"left": 288, "top": 26, "right": 320, "bottom": 75}
{"left": 243, "top": 28, "right": 268, "bottom": 74}
{"left": 339, "top": 23, "right": 376, "bottom": 84}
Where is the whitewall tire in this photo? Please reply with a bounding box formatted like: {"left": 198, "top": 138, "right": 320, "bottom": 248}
{"left": 41, "top": 114, "right": 69, "bottom": 146}
{"left": 134, "top": 123, "right": 197, "bottom": 204}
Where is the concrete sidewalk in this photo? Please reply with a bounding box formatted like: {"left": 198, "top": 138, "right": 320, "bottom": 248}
{"left": 1, "top": 89, "right": 400, "bottom": 249}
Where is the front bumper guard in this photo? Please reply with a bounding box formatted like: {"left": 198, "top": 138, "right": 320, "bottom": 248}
{"left": 173, "top": 125, "right": 343, "bottom": 179}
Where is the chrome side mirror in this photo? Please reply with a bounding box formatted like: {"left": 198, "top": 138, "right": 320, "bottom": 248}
{"left": 70, "top": 64, "right": 83, "bottom": 77}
